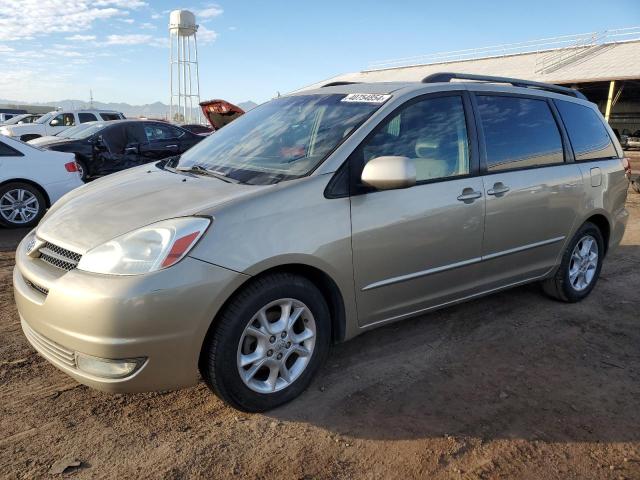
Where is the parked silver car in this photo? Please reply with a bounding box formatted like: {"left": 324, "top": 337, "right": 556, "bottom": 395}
{"left": 14, "top": 74, "right": 629, "bottom": 411}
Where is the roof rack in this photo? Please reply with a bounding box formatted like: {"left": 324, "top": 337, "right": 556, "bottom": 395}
{"left": 321, "top": 81, "right": 361, "bottom": 88}
{"left": 421, "top": 72, "right": 587, "bottom": 100}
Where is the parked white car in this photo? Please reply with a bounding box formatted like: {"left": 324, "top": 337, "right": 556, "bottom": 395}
{"left": 0, "top": 135, "right": 83, "bottom": 228}
{"left": 0, "top": 110, "right": 125, "bottom": 142}
{"left": 0, "top": 114, "right": 42, "bottom": 125}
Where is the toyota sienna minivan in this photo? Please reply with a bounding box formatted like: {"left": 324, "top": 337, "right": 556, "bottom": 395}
{"left": 14, "top": 73, "right": 629, "bottom": 411}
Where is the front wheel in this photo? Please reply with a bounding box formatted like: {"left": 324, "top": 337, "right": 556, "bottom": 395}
{"left": 200, "top": 273, "right": 331, "bottom": 412}
{"left": 542, "top": 222, "right": 604, "bottom": 302}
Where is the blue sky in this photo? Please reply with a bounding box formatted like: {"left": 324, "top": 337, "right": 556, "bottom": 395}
{"left": 0, "top": 0, "right": 638, "bottom": 105}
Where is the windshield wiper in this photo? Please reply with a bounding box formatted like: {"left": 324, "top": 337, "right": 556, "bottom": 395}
{"left": 176, "top": 164, "right": 239, "bottom": 183}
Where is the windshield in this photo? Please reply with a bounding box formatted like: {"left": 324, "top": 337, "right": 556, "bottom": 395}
{"left": 36, "top": 112, "right": 54, "bottom": 124}
{"left": 3, "top": 114, "right": 27, "bottom": 125}
{"left": 54, "top": 122, "right": 99, "bottom": 138}
{"left": 177, "top": 94, "right": 384, "bottom": 184}
{"left": 65, "top": 122, "right": 107, "bottom": 139}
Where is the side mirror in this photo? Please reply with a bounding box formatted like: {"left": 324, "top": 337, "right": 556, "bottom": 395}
{"left": 361, "top": 156, "right": 416, "bottom": 190}
{"left": 50, "top": 119, "right": 60, "bottom": 127}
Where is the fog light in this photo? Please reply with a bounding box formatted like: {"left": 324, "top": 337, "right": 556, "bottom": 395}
{"left": 75, "top": 353, "right": 145, "bottom": 379}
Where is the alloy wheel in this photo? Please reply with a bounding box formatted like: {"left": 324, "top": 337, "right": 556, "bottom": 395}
{"left": 0, "top": 188, "right": 40, "bottom": 225}
{"left": 237, "top": 298, "right": 316, "bottom": 394}
{"left": 568, "top": 234, "right": 599, "bottom": 291}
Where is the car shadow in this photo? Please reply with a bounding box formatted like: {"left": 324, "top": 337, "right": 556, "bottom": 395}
{"left": 0, "top": 227, "right": 29, "bottom": 252}
{"left": 270, "top": 244, "right": 640, "bottom": 443}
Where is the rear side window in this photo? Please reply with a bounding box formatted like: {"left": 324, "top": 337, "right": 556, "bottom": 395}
{"left": 100, "top": 113, "right": 123, "bottom": 121}
{"left": 477, "top": 95, "right": 564, "bottom": 172}
{"left": 79, "top": 113, "right": 97, "bottom": 123}
{"left": 144, "top": 124, "right": 184, "bottom": 141}
{"left": 555, "top": 100, "right": 617, "bottom": 161}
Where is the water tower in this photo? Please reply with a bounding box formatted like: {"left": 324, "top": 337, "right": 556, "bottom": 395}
{"left": 169, "top": 10, "right": 202, "bottom": 124}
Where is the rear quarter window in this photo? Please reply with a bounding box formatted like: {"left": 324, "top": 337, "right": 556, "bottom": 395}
{"left": 555, "top": 100, "right": 617, "bottom": 161}
{"left": 0, "top": 141, "right": 23, "bottom": 157}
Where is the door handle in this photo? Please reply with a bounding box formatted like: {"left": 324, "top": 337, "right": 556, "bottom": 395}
{"left": 487, "top": 182, "right": 510, "bottom": 196}
{"left": 166, "top": 144, "right": 178, "bottom": 149}
{"left": 457, "top": 188, "right": 483, "bottom": 203}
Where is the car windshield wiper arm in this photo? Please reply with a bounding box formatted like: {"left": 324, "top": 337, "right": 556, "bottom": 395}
{"left": 176, "top": 165, "right": 239, "bottom": 183}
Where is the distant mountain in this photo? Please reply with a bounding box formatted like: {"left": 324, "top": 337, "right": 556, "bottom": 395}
{"left": 0, "top": 98, "right": 257, "bottom": 120}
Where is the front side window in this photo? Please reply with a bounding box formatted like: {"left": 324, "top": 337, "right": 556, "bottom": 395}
{"left": 477, "top": 96, "right": 564, "bottom": 172}
{"left": 177, "top": 94, "right": 383, "bottom": 184}
{"left": 356, "top": 95, "right": 470, "bottom": 182}
{"left": 50, "top": 113, "right": 75, "bottom": 127}
{"left": 79, "top": 113, "right": 98, "bottom": 123}
{"left": 555, "top": 100, "right": 618, "bottom": 161}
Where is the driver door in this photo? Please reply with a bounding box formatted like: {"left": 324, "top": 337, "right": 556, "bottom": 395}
{"left": 350, "top": 93, "right": 486, "bottom": 326}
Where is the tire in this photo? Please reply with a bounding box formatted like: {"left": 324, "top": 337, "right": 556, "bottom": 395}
{"left": 0, "top": 182, "right": 46, "bottom": 229}
{"left": 75, "top": 159, "right": 88, "bottom": 182}
{"left": 200, "top": 272, "right": 331, "bottom": 412}
{"left": 19, "top": 134, "right": 40, "bottom": 142}
{"left": 542, "top": 222, "right": 604, "bottom": 302}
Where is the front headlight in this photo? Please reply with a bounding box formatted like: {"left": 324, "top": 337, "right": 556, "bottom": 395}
{"left": 0, "top": 127, "right": 12, "bottom": 136}
{"left": 77, "top": 217, "right": 211, "bottom": 275}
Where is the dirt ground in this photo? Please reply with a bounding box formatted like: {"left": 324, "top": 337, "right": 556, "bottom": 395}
{"left": 1, "top": 187, "right": 639, "bottom": 479}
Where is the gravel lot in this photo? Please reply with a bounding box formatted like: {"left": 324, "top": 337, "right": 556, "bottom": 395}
{"left": 1, "top": 184, "right": 639, "bottom": 479}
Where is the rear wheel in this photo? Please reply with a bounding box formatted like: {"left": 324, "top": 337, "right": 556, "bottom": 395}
{"left": 75, "top": 159, "right": 88, "bottom": 182}
{"left": 542, "top": 222, "right": 604, "bottom": 302}
{"left": 0, "top": 182, "right": 46, "bottom": 228}
{"left": 200, "top": 273, "right": 331, "bottom": 412}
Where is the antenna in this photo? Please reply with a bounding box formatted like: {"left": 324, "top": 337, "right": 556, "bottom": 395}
{"left": 169, "top": 10, "right": 202, "bottom": 124}
{"left": 89, "top": 89, "right": 94, "bottom": 109}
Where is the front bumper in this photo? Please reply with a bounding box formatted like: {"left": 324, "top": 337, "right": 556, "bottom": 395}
{"left": 14, "top": 233, "right": 248, "bottom": 393}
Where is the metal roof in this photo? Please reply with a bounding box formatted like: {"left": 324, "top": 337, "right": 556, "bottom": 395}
{"left": 301, "top": 28, "right": 640, "bottom": 91}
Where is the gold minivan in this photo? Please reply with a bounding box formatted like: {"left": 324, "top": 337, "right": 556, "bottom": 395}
{"left": 14, "top": 74, "right": 629, "bottom": 411}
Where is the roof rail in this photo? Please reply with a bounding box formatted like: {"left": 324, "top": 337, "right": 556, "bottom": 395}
{"left": 421, "top": 72, "right": 587, "bottom": 100}
{"left": 321, "top": 81, "right": 361, "bottom": 88}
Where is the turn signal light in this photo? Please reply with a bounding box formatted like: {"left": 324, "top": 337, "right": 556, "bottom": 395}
{"left": 65, "top": 161, "right": 79, "bottom": 173}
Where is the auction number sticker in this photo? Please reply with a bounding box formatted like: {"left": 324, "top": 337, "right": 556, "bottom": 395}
{"left": 341, "top": 93, "right": 391, "bottom": 104}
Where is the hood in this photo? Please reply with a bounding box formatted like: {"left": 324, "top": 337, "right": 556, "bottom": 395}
{"left": 29, "top": 135, "right": 66, "bottom": 147}
{"left": 199, "top": 99, "right": 245, "bottom": 130}
{"left": 36, "top": 165, "right": 265, "bottom": 253}
{"left": 1, "top": 123, "right": 44, "bottom": 135}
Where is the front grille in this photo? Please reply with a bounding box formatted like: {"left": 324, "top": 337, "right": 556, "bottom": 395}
{"left": 39, "top": 242, "right": 82, "bottom": 271}
{"left": 22, "top": 319, "right": 76, "bottom": 369}
{"left": 25, "top": 279, "right": 49, "bottom": 296}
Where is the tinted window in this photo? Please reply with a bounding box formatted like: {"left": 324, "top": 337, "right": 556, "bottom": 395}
{"left": 358, "top": 95, "right": 470, "bottom": 182}
{"left": 0, "top": 141, "right": 21, "bottom": 156}
{"left": 144, "top": 124, "right": 184, "bottom": 141}
{"left": 99, "top": 113, "right": 123, "bottom": 121}
{"left": 477, "top": 96, "right": 563, "bottom": 171}
{"left": 555, "top": 100, "right": 617, "bottom": 161}
{"left": 78, "top": 113, "right": 97, "bottom": 123}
